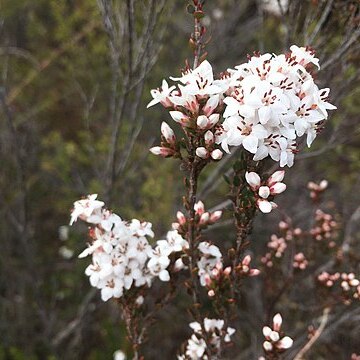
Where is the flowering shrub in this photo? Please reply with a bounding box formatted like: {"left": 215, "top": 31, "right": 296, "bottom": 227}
{"left": 69, "top": 1, "right": 359, "bottom": 359}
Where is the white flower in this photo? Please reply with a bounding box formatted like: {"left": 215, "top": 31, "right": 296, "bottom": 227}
{"left": 113, "top": 350, "right": 126, "bottom": 360}
{"left": 70, "top": 194, "right": 104, "bottom": 225}
{"left": 147, "top": 79, "right": 175, "bottom": 108}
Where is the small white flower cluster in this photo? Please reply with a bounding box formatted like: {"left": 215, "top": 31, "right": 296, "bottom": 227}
{"left": 70, "top": 195, "right": 188, "bottom": 301}
{"left": 197, "top": 241, "right": 222, "bottom": 287}
{"left": 262, "top": 313, "right": 293, "bottom": 354}
{"left": 245, "top": 170, "right": 286, "bottom": 213}
{"left": 148, "top": 46, "right": 336, "bottom": 167}
{"left": 178, "top": 318, "right": 236, "bottom": 360}
{"left": 148, "top": 60, "right": 227, "bottom": 160}
{"left": 217, "top": 45, "right": 336, "bottom": 167}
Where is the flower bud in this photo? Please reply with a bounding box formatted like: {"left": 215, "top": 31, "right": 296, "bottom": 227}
{"left": 194, "top": 201, "right": 205, "bottom": 216}
{"left": 258, "top": 186, "right": 270, "bottom": 199}
{"left": 208, "top": 113, "right": 220, "bottom": 127}
{"left": 176, "top": 211, "right": 186, "bottom": 225}
{"left": 268, "top": 170, "right": 285, "bottom": 186}
{"left": 210, "top": 210, "right": 222, "bottom": 223}
{"left": 199, "top": 212, "right": 210, "bottom": 225}
{"left": 161, "top": 122, "right": 175, "bottom": 144}
{"left": 270, "top": 182, "right": 286, "bottom": 195}
{"left": 150, "top": 146, "right": 175, "bottom": 157}
{"left": 203, "top": 94, "right": 220, "bottom": 116}
{"left": 204, "top": 130, "right": 214, "bottom": 145}
{"left": 196, "top": 115, "right": 208, "bottom": 129}
{"left": 211, "top": 149, "right": 223, "bottom": 160}
{"left": 169, "top": 111, "right": 190, "bottom": 126}
{"left": 245, "top": 171, "right": 261, "bottom": 190}
{"left": 196, "top": 147, "right": 208, "bottom": 159}
{"left": 208, "top": 289, "right": 215, "bottom": 297}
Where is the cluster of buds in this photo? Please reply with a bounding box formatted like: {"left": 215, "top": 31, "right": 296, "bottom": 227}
{"left": 317, "top": 272, "right": 360, "bottom": 305}
{"left": 310, "top": 209, "right": 338, "bottom": 246}
{"left": 262, "top": 314, "right": 293, "bottom": 356}
{"left": 196, "top": 129, "right": 223, "bottom": 160}
{"left": 307, "top": 180, "right": 328, "bottom": 201}
{"left": 150, "top": 122, "right": 178, "bottom": 158}
{"left": 245, "top": 170, "right": 286, "bottom": 213}
{"left": 293, "top": 252, "right": 308, "bottom": 270}
{"left": 148, "top": 60, "right": 226, "bottom": 162}
{"left": 317, "top": 271, "right": 341, "bottom": 287}
{"left": 261, "top": 235, "right": 287, "bottom": 267}
{"left": 203, "top": 261, "right": 232, "bottom": 298}
{"left": 351, "top": 354, "right": 360, "bottom": 360}
{"left": 173, "top": 200, "right": 222, "bottom": 235}
{"left": 234, "top": 254, "right": 260, "bottom": 277}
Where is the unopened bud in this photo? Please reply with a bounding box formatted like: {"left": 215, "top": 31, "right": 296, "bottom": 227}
{"left": 176, "top": 211, "right": 186, "bottom": 225}
{"left": 211, "top": 149, "right": 223, "bottom": 160}
{"left": 210, "top": 210, "right": 222, "bottom": 223}
{"left": 196, "top": 147, "right": 208, "bottom": 159}
{"left": 194, "top": 201, "right": 205, "bottom": 215}
{"left": 204, "top": 130, "right": 214, "bottom": 145}
{"left": 161, "top": 122, "right": 176, "bottom": 144}
{"left": 199, "top": 212, "right": 210, "bottom": 225}
{"left": 150, "top": 146, "right": 175, "bottom": 157}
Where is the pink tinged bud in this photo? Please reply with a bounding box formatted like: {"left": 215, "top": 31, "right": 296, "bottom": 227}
{"left": 204, "top": 273, "right": 212, "bottom": 286}
{"left": 257, "top": 199, "right": 272, "bottom": 213}
{"left": 172, "top": 222, "right": 180, "bottom": 230}
{"left": 263, "top": 341, "right": 273, "bottom": 352}
{"left": 249, "top": 268, "right": 260, "bottom": 276}
{"left": 270, "top": 182, "right": 286, "bottom": 195}
{"left": 208, "top": 289, "right": 215, "bottom": 297}
{"left": 245, "top": 171, "right": 261, "bottom": 190}
{"left": 169, "top": 111, "right": 190, "bottom": 126}
{"left": 204, "top": 130, "right": 214, "bottom": 146}
{"left": 242, "top": 255, "right": 251, "bottom": 266}
{"left": 268, "top": 170, "right": 285, "bottom": 186}
{"left": 258, "top": 186, "right": 270, "bottom": 199}
{"left": 319, "top": 180, "right": 328, "bottom": 190}
{"left": 200, "top": 212, "right": 210, "bottom": 225}
{"left": 177, "top": 211, "right": 186, "bottom": 225}
{"left": 203, "top": 94, "right": 220, "bottom": 116}
{"left": 208, "top": 113, "right": 220, "bottom": 127}
{"left": 273, "top": 313, "right": 282, "bottom": 331}
{"left": 210, "top": 210, "right": 222, "bottom": 222}
{"left": 278, "top": 336, "right": 293, "bottom": 349}
{"left": 211, "top": 149, "right": 223, "bottom": 160}
{"left": 269, "top": 331, "right": 280, "bottom": 342}
{"left": 197, "top": 115, "right": 209, "bottom": 129}
{"left": 196, "top": 147, "right": 208, "bottom": 159}
{"left": 263, "top": 326, "right": 272, "bottom": 338}
{"left": 224, "top": 266, "right": 232, "bottom": 276}
{"left": 149, "top": 146, "right": 175, "bottom": 157}
{"left": 161, "top": 122, "right": 175, "bottom": 144}
{"left": 194, "top": 201, "right": 205, "bottom": 215}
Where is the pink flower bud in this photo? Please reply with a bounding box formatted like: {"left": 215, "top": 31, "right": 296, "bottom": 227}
{"left": 249, "top": 268, "right": 260, "bottom": 276}
{"left": 200, "top": 212, "right": 210, "bottom": 225}
{"left": 270, "top": 182, "right": 286, "bottom": 195}
{"left": 224, "top": 266, "right": 232, "bottom": 276}
{"left": 210, "top": 210, "right": 222, "bottom": 223}
{"left": 197, "top": 115, "right": 208, "bottom": 129}
{"left": 196, "top": 147, "right": 208, "bottom": 159}
{"left": 149, "top": 146, "right": 175, "bottom": 157}
{"left": 242, "top": 255, "right": 251, "bottom": 266}
{"left": 257, "top": 199, "right": 272, "bottom": 213}
{"left": 258, "top": 186, "right": 270, "bottom": 199}
{"left": 268, "top": 170, "right": 285, "bottom": 186}
{"left": 273, "top": 313, "right": 282, "bottom": 331}
{"left": 211, "top": 149, "right": 223, "bottom": 160}
{"left": 169, "top": 111, "right": 190, "bottom": 126}
{"left": 263, "top": 341, "right": 273, "bottom": 352}
{"left": 176, "top": 211, "right": 186, "bottom": 225}
{"left": 319, "top": 180, "right": 328, "bottom": 190}
{"left": 278, "top": 336, "right": 293, "bottom": 349}
{"left": 194, "top": 201, "right": 205, "bottom": 215}
{"left": 161, "top": 122, "right": 175, "bottom": 144}
{"left": 208, "top": 113, "right": 220, "bottom": 127}
{"left": 204, "top": 273, "right": 212, "bottom": 286}
{"left": 204, "top": 130, "right": 214, "bottom": 145}
{"left": 208, "top": 289, "right": 215, "bottom": 297}
{"left": 203, "top": 95, "right": 220, "bottom": 116}
{"left": 245, "top": 171, "right": 261, "bottom": 190}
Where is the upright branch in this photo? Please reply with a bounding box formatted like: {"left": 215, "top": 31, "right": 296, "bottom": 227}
{"left": 189, "top": 0, "right": 206, "bottom": 69}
